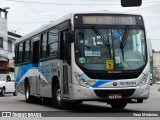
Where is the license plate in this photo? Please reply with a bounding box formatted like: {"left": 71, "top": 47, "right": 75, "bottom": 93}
{"left": 108, "top": 94, "right": 122, "bottom": 99}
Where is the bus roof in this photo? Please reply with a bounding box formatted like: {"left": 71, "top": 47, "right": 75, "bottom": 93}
{"left": 15, "top": 11, "right": 141, "bottom": 44}
{"left": 15, "top": 13, "right": 73, "bottom": 44}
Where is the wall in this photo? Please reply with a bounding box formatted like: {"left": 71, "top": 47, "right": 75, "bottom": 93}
{"left": 0, "top": 17, "right": 7, "bottom": 50}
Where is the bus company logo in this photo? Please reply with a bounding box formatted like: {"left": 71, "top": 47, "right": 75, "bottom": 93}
{"left": 2, "top": 112, "right": 12, "bottom": 117}
{"left": 113, "top": 82, "right": 117, "bottom": 86}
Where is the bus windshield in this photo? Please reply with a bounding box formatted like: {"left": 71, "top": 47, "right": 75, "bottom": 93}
{"left": 75, "top": 28, "right": 147, "bottom": 71}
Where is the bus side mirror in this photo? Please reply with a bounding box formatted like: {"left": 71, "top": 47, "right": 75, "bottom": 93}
{"left": 69, "top": 31, "right": 74, "bottom": 43}
{"left": 121, "top": 0, "right": 142, "bottom": 7}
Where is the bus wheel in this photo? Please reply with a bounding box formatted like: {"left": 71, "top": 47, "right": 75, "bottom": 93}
{"left": 75, "top": 100, "right": 83, "bottom": 104}
{"left": 25, "top": 82, "right": 34, "bottom": 103}
{"left": 137, "top": 99, "right": 143, "bottom": 103}
{"left": 1, "top": 88, "right": 5, "bottom": 96}
{"left": 110, "top": 101, "right": 127, "bottom": 109}
{"left": 53, "top": 83, "right": 68, "bottom": 109}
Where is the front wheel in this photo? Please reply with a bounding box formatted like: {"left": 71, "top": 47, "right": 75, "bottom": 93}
{"left": 110, "top": 101, "right": 127, "bottom": 109}
{"left": 53, "top": 83, "right": 69, "bottom": 109}
{"left": 1, "top": 88, "right": 5, "bottom": 96}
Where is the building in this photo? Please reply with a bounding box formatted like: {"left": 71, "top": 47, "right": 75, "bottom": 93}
{"left": 153, "top": 52, "right": 160, "bottom": 82}
{"left": 0, "top": 32, "right": 21, "bottom": 74}
{"left": 8, "top": 31, "right": 22, "bottom": 53}
{"left": 0, "top": 8, "right": 21, "bottom": 74}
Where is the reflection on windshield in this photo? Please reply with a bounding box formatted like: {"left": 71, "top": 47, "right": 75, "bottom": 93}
{"left": 75, "top": 28, "right": 147, "bottom": 71}
{"left": 92, "top": 27, "right": 111, "bottom": 58}
{"left": 114, "top": 29, "right": 146, "bottom": 70}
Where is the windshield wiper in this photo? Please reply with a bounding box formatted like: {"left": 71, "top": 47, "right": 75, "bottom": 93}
{"left": 120, "top": 26, "right": 130, "bottom": 60}
{"left": 92, "top": 26, "right": 111, "bottom": 58}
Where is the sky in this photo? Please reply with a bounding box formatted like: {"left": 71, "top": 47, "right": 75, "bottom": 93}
{"left": 0, "top": 0, "right": 160, "bottom": 51}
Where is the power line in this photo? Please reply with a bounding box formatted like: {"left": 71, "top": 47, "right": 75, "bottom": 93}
{"left": 6, "top": 0, "right": 160, "bottom": 14}
{"left": 19, "top": 2, "right": 56, "bottom": 21}
{"left": 152, "top": 44, "right": 160, "bottom": 46}
{"left": 143, "top": 0, "right": 160, "bottom": 2}
{"left": 7, "top": 21, "right": 49, "bottom": 24}
{"left": 124, "top": 2, "right": 160, "bottom": 13}
{"left": 22, "top": 2, "right": 55, "bottom": 18}
{"left": 7, "top": 0, "right": 120, "bottom": 5}
{"left": 7, "top": 0, "right": 160, "bottom": 5}
{"left": 21, "top": 2, "right": 42, "bottom": 15}
{"left": 151, "top": 39, "right": 160, "bottom": 40}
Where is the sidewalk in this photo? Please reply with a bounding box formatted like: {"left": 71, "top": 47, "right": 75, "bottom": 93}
{"left": 150, "top": 84, "right": 160, "bottom": 96}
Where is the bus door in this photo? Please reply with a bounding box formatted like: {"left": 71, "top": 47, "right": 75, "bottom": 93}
{"left": 32, "top": 39, "right": 40, "bottom": 95}
{"left": 61, "top": 30, "right": 71, "bottom": 98}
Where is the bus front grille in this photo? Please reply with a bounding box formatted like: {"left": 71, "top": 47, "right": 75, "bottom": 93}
{"left": 94, "top": 89, "right": 135, "bottom": 98}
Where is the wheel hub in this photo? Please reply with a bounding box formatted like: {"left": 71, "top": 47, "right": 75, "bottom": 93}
{"left": 56, "top": 89, "right": 61, "bottom": 103}
{"left": 26, "top": 87, "right": 29, "bottom": 99}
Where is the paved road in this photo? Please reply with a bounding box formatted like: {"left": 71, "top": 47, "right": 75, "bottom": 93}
{"left": 0, "top": 84, "right": 160, "bottom": 118}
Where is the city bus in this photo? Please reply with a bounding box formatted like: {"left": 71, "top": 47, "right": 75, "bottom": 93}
{"left": 14, "top": 11, "right": 151, "bottom": 109}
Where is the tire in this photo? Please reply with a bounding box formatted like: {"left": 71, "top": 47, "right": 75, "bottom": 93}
{"left": 25, "top": 82, "right": 34, "bottom": 103}
{"left": 137, "top": 99, "right": 143, "bottom": 103}
{"left": 1, "top": 88, "right": 5, "bottom": 96}
{"left": 75, "top": 100, "right": 83, "bottom": 104}
{"left": 43, "top": 97, "right": 52, "bottom": 104}
{"left": 52, "top": 83, "right": 69, "bottom": 109}
{"left": 110, "top": 101, "right": 127, "bottom": 109}
{"left": 13, "top": 90, "right": 18, "bottom": 96}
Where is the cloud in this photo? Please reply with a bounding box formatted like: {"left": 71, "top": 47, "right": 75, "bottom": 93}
{"left": 3, "top": 0, "right": 160, "bottom": 51}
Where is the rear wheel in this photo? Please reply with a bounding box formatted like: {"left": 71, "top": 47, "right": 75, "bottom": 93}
{"left": 53, "top": 83, "right": 69, "bottom": 109}
{"left": 110, "top": 101, "right": 127, "bottom": 109}
{"left": 1, "top": 88, "right": 5, "bottom": 96}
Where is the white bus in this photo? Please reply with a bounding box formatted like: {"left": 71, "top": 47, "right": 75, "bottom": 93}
{"left": 15, "top": 11, "right": 151, "bottom": 109}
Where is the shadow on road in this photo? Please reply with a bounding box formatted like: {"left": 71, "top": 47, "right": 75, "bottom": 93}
{"left": 17, "top": 98, "right": 141, "bottom": 113}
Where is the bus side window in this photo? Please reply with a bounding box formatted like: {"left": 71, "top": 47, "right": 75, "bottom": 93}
{"left": 17, "top": 42, "right": 24, "bottom": 64}
{"left": 24, "top": 40, "right": 30, "bottom": 62}
{"left": 30, "top": 39, "right": 33, "bottom": 61}
{"left": 15, "top": 45, "right": 18, "bottom": 65}
{"left": 62, "top": 30, "right": 71, "bottom": 64}
{"left": 40, "top": 33, "right": 48, "bottom": 59}
{"left": 48, "top": 28, "right": 59, "bottom": 57}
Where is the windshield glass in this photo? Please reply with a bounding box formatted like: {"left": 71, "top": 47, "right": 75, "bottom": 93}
{"left": 75, "top": 28, "right": 147, "bottom": 71}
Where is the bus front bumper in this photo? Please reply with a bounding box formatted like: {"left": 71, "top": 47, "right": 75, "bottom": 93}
{"left": 69, "top": 83, "right": 150, "bottom": 100}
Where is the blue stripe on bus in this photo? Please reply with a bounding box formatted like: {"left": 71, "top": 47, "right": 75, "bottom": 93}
{"left": 15, "top": 63, "right": 37, "bottom": 86}
{"left": 82, "top": 74, "right": 90, "bottom": 81}
{"left": 82, "top": 74, "right": 115, "bottom": 87}
{"left": 91, "top": 80, "right": 113, "bottom": 87}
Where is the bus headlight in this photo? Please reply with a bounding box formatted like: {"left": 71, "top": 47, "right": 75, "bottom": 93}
{"left": 138, "top": 74, "right": 149, "bottom": 87}
{"left": 74, "top": 72, "right": 90, "bottom": 88}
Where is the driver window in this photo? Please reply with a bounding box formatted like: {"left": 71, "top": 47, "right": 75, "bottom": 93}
{"left": 6, "top": 76, "right": 11, "bottom": 82}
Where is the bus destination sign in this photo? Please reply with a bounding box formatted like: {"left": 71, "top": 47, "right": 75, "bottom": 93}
{"left": 83, "top": 16, "right": 136, "bottom": 25}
